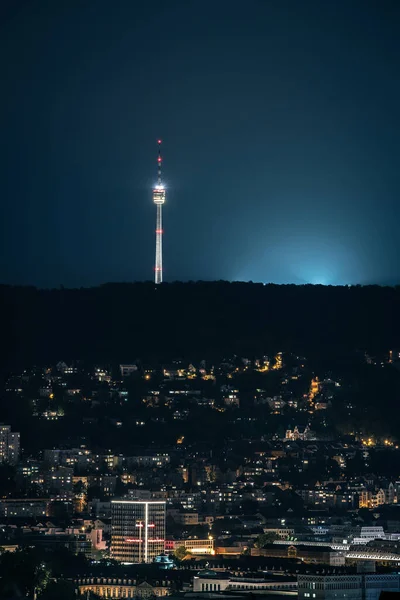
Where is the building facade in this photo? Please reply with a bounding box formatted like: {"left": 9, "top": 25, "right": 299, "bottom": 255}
{"left": 298, "top": 573, "right": 400, "bottom": 600}
{"left": 0, "top": 498, "right": 48, "bottom": 518}
{"left": 251, "top": 544, "right": 345, "bottom": 566}
{"left": 193, "top": 571, "right": 297, "bottom": 594}
{"left": 183, "top": 538, "right": 214, "bottom": 554}
{"left": 0, "top": 424, "right": 20, "bottom": 465}
{"left": 77, "top": 578, "right": 170, "bottom": 598}
{"left": 111, "top": 500, "right": 166, "bottom": 563}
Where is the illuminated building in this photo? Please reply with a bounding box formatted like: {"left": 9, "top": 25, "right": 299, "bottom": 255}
{"left": 126, "top": 454, "right": 170, "bottom": 468}
{"left": 298, "top": 573, "right": 400, "bottom": 600}
{"left": 309, "top": 377, "right": 320, "bottom": 402}
{"left": 73, "top": 492, "right": 87, "bottom": 514}
{"left": 267, "top": 396, "right": 286, "bottom": 413}
{"left": 111, "top": 500, "right": 166, "bottom": 563}
{"left": 153, "top": 139, "right": 166, "bottom": 284}
{"left": 87, "top": 474, "right": 117, "bottom": 497}
{"left": 351, "top": 526, "right": 386, "bottom": 544}
{"left": 120, "top": 364, "right": 138, "bottom": 377}
{"left": 359, "top": 489, "right": 386, "bottom": 509}
{"left": 0, "top": 498, "right": 48, "bottom": 518}
{"left": 183, "top": 537, "right": 214, "bottom": 555}
{"left": 76, "top": 578, "right": 170, "bottom": 598}
{"left": 285, "top": 425, "right": 312, "bottom": 441}
{"left": 175, "top": 464, "right": 189, "bottom": 483}
{"left": 164, "top": 537, "right": 214, "bottom": 555}
{"left": 43, "top": 447, "right": 92, "bottom": 468}
{"left": 272, "top": 352, "right": 283, "bottom": 370}
{"left": 45, "top": 466, "right": 73, "bottom": 493}
{"left": 163, "top": 366, "right": 186, "bottom": 379}
{"left": 17, "top": 460, "right": 43, "bottom": 489}
{"left": 94, "top": 368, "right": 111, "bottom": 382}
{"left": 153, "top": 553, "right": 175, "bottom": 569}
{"left": 223, "top": 392, "right": 240, "bottom": 407}
{"left": 0, "top": 424, "right": 20, "bottom": 465}
{"left": 315, "top": 401, "right": 328, "bottom": 410}
{"left": 193, "top": 572, "right": 296, "bottom": 593}
{"left": 88, "top": 527, "right": 107, "bottom": 551}
{"left": 256, "top": 357, "right": 270, "bottom": 372}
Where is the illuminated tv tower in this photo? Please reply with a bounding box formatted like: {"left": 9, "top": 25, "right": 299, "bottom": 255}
{"left": 153, "top": 139, "right": 166, "bottom": 284}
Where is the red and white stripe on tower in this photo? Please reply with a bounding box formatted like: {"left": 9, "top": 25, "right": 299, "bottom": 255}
{"left": 152, "top": 139, "right": 166, "bottom": 284}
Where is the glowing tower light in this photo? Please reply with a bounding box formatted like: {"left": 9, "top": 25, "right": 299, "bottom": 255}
{"left": 153, "top": 139, "right": 166, "bottom": 284}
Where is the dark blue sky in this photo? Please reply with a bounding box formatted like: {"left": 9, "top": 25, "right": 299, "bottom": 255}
{"left": 1, "top": 0, "right": 399, "bottom": 287}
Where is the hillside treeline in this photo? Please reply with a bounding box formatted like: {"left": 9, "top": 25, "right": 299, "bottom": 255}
{"left": 1, "top": 282, "right": 399, "bottom": 368}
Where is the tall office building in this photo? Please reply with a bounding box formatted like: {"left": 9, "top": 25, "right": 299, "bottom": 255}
{"left": 0, "top": 424, "right": 20, "bottom": 465}
{"left": 111, "top": 500, "right": 166, "bottom": 563}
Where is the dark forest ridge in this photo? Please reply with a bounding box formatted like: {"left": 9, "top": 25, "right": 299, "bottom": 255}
{"left": 2, "top": 281, "right": 399, "bottom": 368}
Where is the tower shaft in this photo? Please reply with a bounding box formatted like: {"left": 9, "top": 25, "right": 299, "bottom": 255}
{"left": 155, "top": 203, "right": 163, "bottom": 284}
{"left": 152, "top": 139, "right": 166, "bottom": 284}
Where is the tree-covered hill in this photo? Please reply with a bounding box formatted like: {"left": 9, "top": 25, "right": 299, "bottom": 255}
{"left": 1, "top": 281, "right": 399, "bottom": 368}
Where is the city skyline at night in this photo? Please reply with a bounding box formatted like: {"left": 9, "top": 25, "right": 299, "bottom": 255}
{"left": 3, "top": 3, "right": 400, "bottom": 597}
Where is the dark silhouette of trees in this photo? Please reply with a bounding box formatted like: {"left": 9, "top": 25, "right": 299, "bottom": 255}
{"left": 0, "top": 465, "right": 17, "bottom": 497}
{"left": 255, "top": 532, "right": 279, "bottom": 548}
{"left": 2, "top": 282, "right": 399, "bottom": 371}
{"left": 0, "top": 548, "right": 50, "bottom": 598}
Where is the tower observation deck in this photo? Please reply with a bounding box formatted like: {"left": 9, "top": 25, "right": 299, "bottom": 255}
{"left": 153, "top": 140, "right": 166, "bottom": 284}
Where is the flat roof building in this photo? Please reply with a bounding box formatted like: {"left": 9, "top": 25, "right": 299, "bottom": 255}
{"left": 298, "top": 573, "right": 400, "bottom": 600}
{"left": 111, "top": 500, "right": 166, "bottom": 564}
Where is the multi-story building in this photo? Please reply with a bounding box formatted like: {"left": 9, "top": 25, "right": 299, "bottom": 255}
{"left": 43, "top": 447, "right": 92, "bottom": 468}
{"left": 364, "top": 574, "right": 400, "bottom": 600}
{"left": 352, "top": 526, "right": 386, "bottom": 545}
{"left": 298, "top": 487, "right": 356, "bottom": 509}
{"left": 111, "top": 500, "right": 166, "bottom": 563}
{"left": 125, "top": 454, "right": 170, "bottom": 469}
{"left": 298, "top": 574, "right": 362, "bottom": 600}
{"left": 193, "top": 571, "right": 297, "bottom": 594}
{"left": 173, "top": 511, "right": 199, "bottom": 525}
{"left": 87, "top": 475, "right": 117, "bottom": 497}
{"left": 45, "top": 466, "right": 73, "bottom": 493}
{"left": 285, "top": 425, "right": 313, "bottom": 441}
{"left": 164, "top": 538, "right": 214, "bottom": 555}
{"left": 89, "top": 500, "right": 112, "bottom": 519}
{"left": 16, "top": 460, "right": 44, "bottom": 489}
{"left": 251, "top": 544, "right": 345, "bottom": 566}
{"left": 20, "top": 531, "right": 91, "bottom": 556}
{"left": 183, "top": 538, "right": 214, "bottom": 555}
{"left": 0, "top": 424, "right": 20, "bottom": 465}
{"left": 223, "top": 392, "right": 240, "bottom": 408}
{"left": 267, "top": 396, "right": 286, "bottom": 413}
{"left": 298, "top": 573, "right": 400, "bottom": 600}
{"left": 0, "top": 498, "right": 49, "bottom": 518}
{"left": 120, "top": 365, "right": 137, "bottom": 377}
{"left": 77, "top": 578, "right": 170, "bottom": 599}
{"left": 359, "top": 488, "right": 386, "bottom": 508}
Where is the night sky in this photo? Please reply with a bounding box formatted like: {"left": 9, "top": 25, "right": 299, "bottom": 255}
{"left": 1, "top": 0, "right": 399, "bottom": 287}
